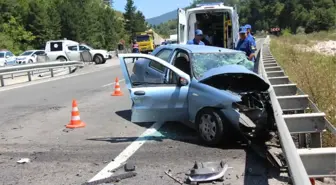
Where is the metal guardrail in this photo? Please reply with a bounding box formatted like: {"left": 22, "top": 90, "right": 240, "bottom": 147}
{"left": 259, "top": 36, "right": 336, "bottom": 184}
{"left": 0, "top": 61, "right": 84, "bottom": 87}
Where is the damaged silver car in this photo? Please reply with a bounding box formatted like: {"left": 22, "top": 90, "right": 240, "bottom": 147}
{"left": 118, "top": 44, "right": 274, "bottom": 146}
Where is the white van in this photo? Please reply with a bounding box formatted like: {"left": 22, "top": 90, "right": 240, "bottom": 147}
{"left": 177, "top": 2, "right": 240, "bottom": 49}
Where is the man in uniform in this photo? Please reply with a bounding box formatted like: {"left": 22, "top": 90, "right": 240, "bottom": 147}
{"left": 187, "top": 29, "right": 205, "bottom": 45}
{"left": 235, "top": 26, "right": 255, "bottom": 63}
{"left": 245, "top": 24, "right": 256, "bottom": 51}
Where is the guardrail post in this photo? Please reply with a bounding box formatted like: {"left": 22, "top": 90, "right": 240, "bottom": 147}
{"left": 68, "top": 67, "right": 72, "bottom": 74}
{"left": 0, "top": 75, "right": 4, "bottom": 86}
{"left": 27, "top": 71, "right": 32, "bottom": 81}
{"left": 11, "top": 73, "right": 14, "bottom": 79}
{"left": 50, "top": 68, "right": 54, "bottom": 77}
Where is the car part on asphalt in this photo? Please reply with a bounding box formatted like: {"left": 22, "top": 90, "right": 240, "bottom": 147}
{"left": 164, "top": 169, "right": 184, "bottom": 185}
{"left": 187, "top": 160, "right": 230, "bottom": 183}
{"left": 124, "top": 162, "right": 136, "bottom": 172}
{"left": 81, "top": 172, "right": 137, "bottom": 185}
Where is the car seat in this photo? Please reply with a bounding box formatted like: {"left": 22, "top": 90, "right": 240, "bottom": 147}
{"left": 174, "top": 56, "right": 190, "bottom": 76}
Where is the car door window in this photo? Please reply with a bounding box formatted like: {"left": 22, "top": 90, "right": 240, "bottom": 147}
{"left": 124, "top": 57, "right": 179, "bottom": 87}
{"left": 68, "top": 45, "right": 78, "bottom": 51}
{"left": 7, "top": 52, "right": 13, "bottom": 57}
{"left": 34, "top": 51, "right": 45, "bottom": 55}
{"left": 79, "top": 46, "right": 89, "bottom": 51}
{"left": 148, "top": 49, "right": 172, "bottom": 73}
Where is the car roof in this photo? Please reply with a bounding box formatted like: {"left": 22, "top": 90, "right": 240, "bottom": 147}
{"left": 47, "top": 40, "right": 78, "bottom": 45}
{"left": 160, "top": 44, "right": 242, "bottom": 54}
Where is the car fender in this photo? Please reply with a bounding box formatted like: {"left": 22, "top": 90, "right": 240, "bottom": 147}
{"left": 188, "top": 79, "right": 241, "bottom": 123}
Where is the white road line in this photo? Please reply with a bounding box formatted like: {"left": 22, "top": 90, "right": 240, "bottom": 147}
{"left": 88, "top": 121, "right": 165, "bottom": 182}
{"left": 101, "top": 79, "right": 125, "bottom": 87}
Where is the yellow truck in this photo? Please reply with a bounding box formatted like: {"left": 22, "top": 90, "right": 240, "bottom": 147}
{"left": 135, "top": 29, "right": 163, "bottom": 54}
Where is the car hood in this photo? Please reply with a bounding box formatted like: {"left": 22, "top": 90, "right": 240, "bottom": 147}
{"left": 198, "top": 65, "right": 270, "bottom": 93}
{"left": 91, "top": 49, "right": 108, "bottom": 53}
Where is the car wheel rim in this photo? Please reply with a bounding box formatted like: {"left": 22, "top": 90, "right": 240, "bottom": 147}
{"left": 199, "top": 114, "right": 217, "bottom": 141}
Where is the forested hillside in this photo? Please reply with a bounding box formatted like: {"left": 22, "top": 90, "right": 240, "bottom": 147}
{"left": 153, "top": 0, "right": 336, "bottom": 37}
{"left": 0, "top": 0, "right": 147, "bottom": 54}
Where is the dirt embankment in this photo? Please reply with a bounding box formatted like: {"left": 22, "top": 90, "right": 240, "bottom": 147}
{"left": 298, "top": 40, "right": 336, "bottom": 56}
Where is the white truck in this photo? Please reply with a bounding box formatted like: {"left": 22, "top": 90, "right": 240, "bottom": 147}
{"left": 177, "top": 2, "right": 240, "bottom": 49}
{"left": 45, "top": 39, "right": 111, "bottom": 64}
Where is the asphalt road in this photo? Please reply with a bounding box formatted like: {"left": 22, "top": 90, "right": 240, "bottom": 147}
{"left": 0, "top": 39, "right": 287, "bottom": 185}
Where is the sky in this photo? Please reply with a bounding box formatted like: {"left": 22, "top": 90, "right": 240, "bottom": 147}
{"left": 113, "top": 0, "right": 193, "bottom": 19}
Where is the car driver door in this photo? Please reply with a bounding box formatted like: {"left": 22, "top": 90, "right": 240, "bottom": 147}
{"left": 119, "top": 53, "right": 190, "bottom": 123}
{"left": 66, "top": 45, "right": 81, "bottom": 61}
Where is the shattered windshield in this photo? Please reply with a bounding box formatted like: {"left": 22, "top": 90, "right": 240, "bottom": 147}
{"left": 191, "top": 52, "right": 254, "bottom": 79}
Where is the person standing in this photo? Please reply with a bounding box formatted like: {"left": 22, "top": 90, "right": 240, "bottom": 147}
{"left": 245, "top": 24, "right": 257, "bottom": 51}
{"left": 187, "top": 29, "right": 205, "bottom": 45}
{"left": 235, "top": 26, "right": 255, "bottom": 63}
{"left": 132, "top": 40, "right": 139, "bottom": 63}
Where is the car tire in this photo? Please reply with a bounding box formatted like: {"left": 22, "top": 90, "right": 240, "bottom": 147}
{"left": 28, "top": 59, "right": 33, "bottom": 63}
{"left": 102, "top": 59, "right": 106, "bottom": 64}
{"left": 93, "top": 55, "right": 103, "bottom": 64}
{"left": 57, "top": 56, "right": 67, "bottom": 62}
{"left": 196, "top": 108, "right": 228, "bottom": 147}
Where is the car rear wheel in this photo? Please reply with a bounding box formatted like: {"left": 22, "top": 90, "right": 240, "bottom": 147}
{"left": 196, "top": 108, "right": 228, "bottom": 146}
{"left": 57, "top": 56, "right": 67, "bottom": 62}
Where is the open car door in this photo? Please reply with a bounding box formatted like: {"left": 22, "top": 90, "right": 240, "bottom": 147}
{"left": 177, "top": 8, "right": 187, "bottom": 44}
{"left": 118, "top": 53, "right": 190, "bottom": 123}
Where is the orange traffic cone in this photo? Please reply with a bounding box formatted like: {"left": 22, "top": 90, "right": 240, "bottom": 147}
{"left": 111, "top": 77, "right": 123, "bottom": 96}
{"left": 66, "top": 99, "right": 86, "bottom": 128}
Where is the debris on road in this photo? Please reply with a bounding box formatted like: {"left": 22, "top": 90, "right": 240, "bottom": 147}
{"left": 187, "top": 160, "right": 230, "bottom": 183}
{"left": 81, "top": 172, "right": 137, "bottom": 185}
{"left": 124, "top": 162, "right": 136, "bottom": 172}
{"left": 16, "top": 158, "right": 30, "bottom": 164}
{"left": 164, "top": 169, "right": 184, "bottom": 185}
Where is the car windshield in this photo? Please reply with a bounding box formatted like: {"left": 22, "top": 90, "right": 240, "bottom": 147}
{"left": 191, "top": 52, "right": 254, "bottom": 79}
{"left": 136, "top": 35, "right": 150, "bottom": 42}
{"left": 0, "top": 52, "right": 4, "bottom": 58}
{"left": 20, "top": 51, "right": 34, "bottom": 56}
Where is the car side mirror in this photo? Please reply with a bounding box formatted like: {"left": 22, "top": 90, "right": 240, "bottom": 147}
{"left": 178, "top": 77, "right": 188, "bottom": 86}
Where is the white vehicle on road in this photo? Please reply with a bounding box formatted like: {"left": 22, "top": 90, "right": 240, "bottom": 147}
{"left": 16, "top": 50, "right": 46, "bottom": 64}
{"left": 45, "top": 39, "right": 111, "bottom": 64}
{"left": 178, "top": 2, "right": 240, "bottom": 49}
{"left": 0, "top": 50, "right": 17, "bottom": 67}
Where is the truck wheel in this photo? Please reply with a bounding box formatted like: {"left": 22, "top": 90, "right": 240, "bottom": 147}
{"left": 196, "top": 108, "right": 228, "bottom": 147}
{"left": 57, "top": 56, "right": 67, "bottom": 62}
{"left": 93, "top": 55, "right": 103, "bottom": 64}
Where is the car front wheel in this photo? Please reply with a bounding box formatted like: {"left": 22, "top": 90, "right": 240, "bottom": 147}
{"left": 196, "top": 108, "right": 227, "bottom": 146}
{"left": 93, "top": 55, "right": 103, "bottom": 64}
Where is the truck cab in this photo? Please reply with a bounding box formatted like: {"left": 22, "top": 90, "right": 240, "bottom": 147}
{"left": 177, "top": 2, "right": 239, "bottom": 49}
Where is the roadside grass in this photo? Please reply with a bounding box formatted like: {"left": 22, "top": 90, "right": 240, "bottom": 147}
{"left": 270, "top": 32, "right": 336, "bottom": 147}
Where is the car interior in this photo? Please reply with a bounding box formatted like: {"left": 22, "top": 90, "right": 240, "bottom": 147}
{"left": 194, "top": 11, "right": 233, "bottom": 48}
{"left": 169, "top": 50, "right": 191, "bottom": 84}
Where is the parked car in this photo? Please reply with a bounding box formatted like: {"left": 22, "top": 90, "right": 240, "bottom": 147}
{"left": 45, "top": 39, "right": 111, "bottom": 64}
{"left": 118, "top": 44, "right": 275, "bottom": 146}
{"left": 0, "top": 50, "right": 16, "bottom": 66}
{"left": 16, "top": 50, "right": 45, "bottom": 64}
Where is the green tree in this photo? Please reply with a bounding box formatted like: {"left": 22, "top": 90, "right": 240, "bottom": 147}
{"left": 124, "top": 0, "right": 137, "bottom": 42}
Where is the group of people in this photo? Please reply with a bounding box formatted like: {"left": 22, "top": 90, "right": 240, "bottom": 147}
{"left": 187, "top": 24, "right": 257, "bottom": 63}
